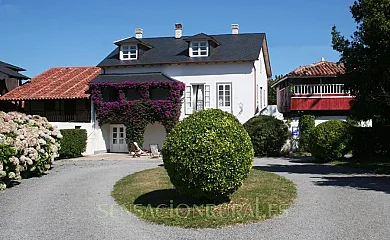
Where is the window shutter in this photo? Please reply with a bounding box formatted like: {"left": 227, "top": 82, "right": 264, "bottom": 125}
{"left": 204, "top": 85, "right": 210, "bottom": 108}
{"left": 185, "top": 85, "right": 193, "bottom": 114}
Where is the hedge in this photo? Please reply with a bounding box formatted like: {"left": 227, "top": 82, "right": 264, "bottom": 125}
{"left": 243, "top": 115, "right": 289, "bottom": 157}
{"left": 162, "top": 109, "right": 254, "bottom": 202}
{"left": 351, "top": 126, "right": 390, "bottom": 158}
{"left": 298, "top": 115, "right": 315, "bottom": 152}
{"left": 309, "top": 120, "right": 352, "bottom": 162}
{"left": 58, "top": 129, "right": 88, "bottom": 159}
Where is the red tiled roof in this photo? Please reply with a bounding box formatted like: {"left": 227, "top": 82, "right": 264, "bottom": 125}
{"left": 0, "top": 67, "right": 101, "bottom": 101}
{"left": 271, "top": 60, "right": 345, "bottom": 88}
{"left": 287, "top": 60, "right": 345, "bottom": 77}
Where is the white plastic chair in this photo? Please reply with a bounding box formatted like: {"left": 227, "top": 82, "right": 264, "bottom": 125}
{"left": 149, "top": 144, "right": 161, "bottom": 158}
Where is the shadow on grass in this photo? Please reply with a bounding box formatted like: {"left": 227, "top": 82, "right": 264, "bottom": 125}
{"left": 134, "top": 189, "right": 226, "bottom": 208}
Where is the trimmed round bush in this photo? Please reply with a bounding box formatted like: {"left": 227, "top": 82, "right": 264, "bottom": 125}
{"left": 298, "top": 115, "right": 315, "bottom": 152}
{"left": 162, "top": 109, "right": 254, "bottom": 202}
{"left": 243, "top": 116, "right": 289, "bottom": 157}
{"left": 309, "top": 120, "right": 352, "bottom": 162}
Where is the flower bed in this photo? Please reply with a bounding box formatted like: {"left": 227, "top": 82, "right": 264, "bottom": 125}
{"left": 0, "top": 112, "right": 62, "bottom": 190}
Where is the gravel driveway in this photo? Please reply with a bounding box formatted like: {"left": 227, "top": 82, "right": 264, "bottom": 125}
{"left": 1, "top": 157, "right": 390, "bottom": 240}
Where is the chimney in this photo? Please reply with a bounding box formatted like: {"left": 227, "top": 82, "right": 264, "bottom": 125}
{"left": 321, "top": 57, "right": 325, "bottom": 62}
{"left": 135, "top": 28, "right": 143, "bottom": 38}
{"left": 232, "top": 24, "right": 239, "bottom": 34}
{"left": 175, "top": 23, "right": 182, "bottom": 39}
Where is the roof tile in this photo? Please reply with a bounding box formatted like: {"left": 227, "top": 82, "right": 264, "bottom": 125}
{"left": 0, "top": 67, "right": 101, "bottom": 101}
{"left": 287, "top": 60, "right": 345, "bottom": 77}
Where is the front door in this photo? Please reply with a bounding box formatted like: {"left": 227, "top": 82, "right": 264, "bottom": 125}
{"left": 110, "top": 125, "right": 128, "bottom": 153}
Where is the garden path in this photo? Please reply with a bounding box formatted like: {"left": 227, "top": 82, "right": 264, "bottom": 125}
{"left": 0, "top": 157, "right": 389, "bottom": 240}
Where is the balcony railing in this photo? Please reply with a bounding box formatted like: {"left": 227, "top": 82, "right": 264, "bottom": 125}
{"left": 24, "top": 110, "right": 91, "bottom": 123}
{"left": 292, "top": 84, "right": 350, "bottom": 95}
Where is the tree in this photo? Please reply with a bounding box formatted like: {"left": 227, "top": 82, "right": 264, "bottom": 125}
{"left": 268, "top": 75, "right": 283, "bottom": 105}
{"left": 332, "top": 0, "right": 390, "bottom": 125}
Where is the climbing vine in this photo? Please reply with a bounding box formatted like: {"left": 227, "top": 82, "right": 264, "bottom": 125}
{"left": 90, "top": 81, "right": 185, "bottom": 149}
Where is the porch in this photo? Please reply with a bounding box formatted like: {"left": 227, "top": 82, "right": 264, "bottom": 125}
{"left": 277, "top": 83, "right": 353, "bottom": 112}
{"left": 98, "top": 122, "right": 167, "bottom": 153}
{"left": 23, "top": 99, "right": 91, "bottom": 122}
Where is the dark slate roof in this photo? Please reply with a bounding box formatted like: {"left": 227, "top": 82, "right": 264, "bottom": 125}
{"left": 0, "top": 60, "right": 25, "bottom": 71}
{"left": 183, "top": 33, "right": 220, "bottom": 45}
{"left": 114, "top": 37, "right": 152, "bottom": 48}
{"left": 0, "top": 66, "right": 29, "bottom": 79}
{"left": 90, "top": 72, "right": 179, "bottom": 84}
{"left": 98, "top": 33, "right": 265, "bottom": 67}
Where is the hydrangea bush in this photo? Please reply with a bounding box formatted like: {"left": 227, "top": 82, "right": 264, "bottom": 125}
{"left": 90, "top": 81, "right": 185, "bottom": 147}
{"left": 0, "top": 111, "right": 62, "bottom": 190}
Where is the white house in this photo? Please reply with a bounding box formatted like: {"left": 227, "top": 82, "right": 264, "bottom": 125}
{"left": 91, "top": 23, "right": 272, "bottom": 153}
{"left": 0, "top": 24, "right": 272, "bottom": 155}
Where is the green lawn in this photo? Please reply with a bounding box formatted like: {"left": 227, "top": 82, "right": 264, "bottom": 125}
{"left": 331, "top": 157, "right": 390, "bottom": 174}
{"left": 111, "top": 167, "right": 297, "bottom": 228}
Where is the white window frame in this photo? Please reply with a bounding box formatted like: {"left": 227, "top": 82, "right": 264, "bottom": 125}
{"left": 190, "top": 41, "right": 209, "bottom": 57}
{"left": 185, "top": 85, "right": 193, "bottom": 115}
{"left": 217, "top": 83, "right": 232, "bottom": 113}
{"left": 204, "top": 85, "right": 210, "bottom": 108}
{"left": 120, "top": 45, "right": 138, "bottom": 60}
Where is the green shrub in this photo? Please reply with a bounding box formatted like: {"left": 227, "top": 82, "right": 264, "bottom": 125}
{"left": 243, "top": 115, "right": 289, "bottom": 157}
{"left": 0, "top": 144, "right": 17, "bottom": 190}
{"left": 298, "top": 115, "right": 315, "bottom": 152}
{"left": 59, "top": 129, "right": 88, "bottom": 159}
{"left": 351, "top": 126, "right": 390, "bottom": 157}
{"left": 162, "top": 109, "right": 254, "bottom": 202}
{"left": 309, "top": 120, "right": 352, "bottom": 162}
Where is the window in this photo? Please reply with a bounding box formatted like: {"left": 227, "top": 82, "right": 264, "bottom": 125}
{"left": 120, "top": 45, "right": 137, "bottom": 60}
{"left": 125, "top": 89, "right": 141, "bottom": 101}
{"left": 103, "top": 87, "right": 118, "bottom": 102}
{"left": 185, "top": 84, "right": 210, "bottom": 114}
{"left": 150, "top": 88, "right": 169, "bottom": 100}
{"left": 217, "top": 83, "right": 232, "bottom": 113}
{"left": 190, "top": 41, "right": 208, "bottom": 57}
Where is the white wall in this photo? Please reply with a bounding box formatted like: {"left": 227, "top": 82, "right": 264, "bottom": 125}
{"left": 288, "top": 115, "right": 348, "bottom": 134}
{"left": 89, "top": 56, "right": 269, "bottom": 154}
{"left": 254, "top": 49, "right": 268, "bottom": 112}
{"left": 92, "top": 123, "right": 110, "bottom": 154}
{"left": 104, "top": 61, "right": 267, "bottom": 124}
{"left": 142, "top": 122, "right": 166, "bottom": 150}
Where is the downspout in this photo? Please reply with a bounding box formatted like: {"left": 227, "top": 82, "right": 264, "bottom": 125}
{"left": 253, "top": 63, "right": 257, "bottom": 114}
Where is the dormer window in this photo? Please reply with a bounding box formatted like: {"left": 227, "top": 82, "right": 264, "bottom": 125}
{"left": 120, "top": 45, "right": 137, "bottom": 60}
{"left": 190, "top": 41, "right": 208, "bottom": 57}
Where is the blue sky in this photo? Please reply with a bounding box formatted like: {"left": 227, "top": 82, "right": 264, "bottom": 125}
{"left": 0, "top": 0, "right": 356, "bottom": 78}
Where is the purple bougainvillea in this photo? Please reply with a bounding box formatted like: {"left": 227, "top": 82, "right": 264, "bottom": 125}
{"left": 90, "top": 81, "right": 185, "bottom": 148}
